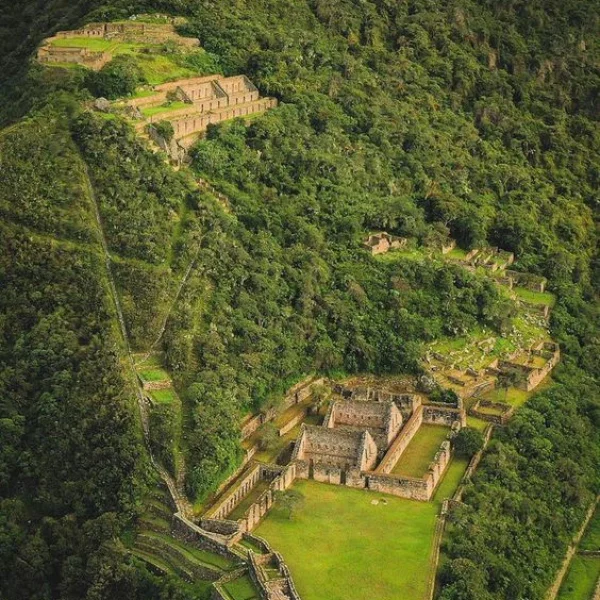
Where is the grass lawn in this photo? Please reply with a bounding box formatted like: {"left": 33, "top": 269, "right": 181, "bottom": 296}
{"left": 433, "top": 457, "right": 469, "bottom": 501}
{"left": 481, "top": 386, "right": 530, "bottom": 409}
{"left": 256, "top": 480, "right": 439, "bottom": 600}
{"left": 139, "top": 367, "right": 170, "bottom": 381}
{"left": 557, "top": 555, "right": 600, "bottom": 600}
{"left": 151, "top": 388, "right": 178, "bottom": 404}
{"left": 581, "top": 508, "right": 600, "bottom": 551}
{"left": 514, "top": 286, "right": 556, "bottom": 307}
{"left": 391, "top": 425, "right": 450, "bottom": 478}
{"left": 222, "top": 574, "right": 260, "bottom": 600}
{"left": 142, "top": 101, "right": 190, "bottom": 117}
{"left": 467, "top": 416, "right": 489, "bottom": 431}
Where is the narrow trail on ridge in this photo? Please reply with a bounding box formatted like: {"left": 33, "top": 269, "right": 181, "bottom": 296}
{"left": 81, "top": 160, "right": 194, "bottom": 516}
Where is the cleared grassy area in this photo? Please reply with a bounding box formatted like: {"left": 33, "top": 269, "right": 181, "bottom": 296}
{"left": 467, "top": 415, "right": 489, "bottom": 431}
{"left": 150, "top": 388, "right": 178, "bottom": 404}
{"left": 557, "top": 555, "right": 600, "bottom": 600}
{"left": 256, "top": 480, "right": 440, "bottom": 600}
{"left": 514, "top": 286, "right": 556, "bottom": 307}
{"left": 446, "top": 247, "right": 468, "bottom": 260}
{"left": 481, "top": 386, "right": 530, "bottom": 408}
{"left": 50, "top": 37, "right": 128, "bottom": 51}
{"left": 391, "top": 425, "right": 450, "bottom": 478}
{"left": 141, "top": 531, "right": 233, "bottom": 570}
{"left": 433, "top": 457, "right": 469, "bottom": 501}
{"left": 228, "top": 480, "right": 271, "bottom": 520}
{"left": 141, "top": 101, "right": 189, "bottom": 117}
{"left": 139, "top": 367, "right": 170, "bottom": 381}
{"left": 581, "top": 508, "right": 600, "bottom": 551}
{"left": 222, "top": 574, "right": 260, "bottom": 600}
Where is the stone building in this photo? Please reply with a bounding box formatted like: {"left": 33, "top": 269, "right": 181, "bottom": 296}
{"left": 363, "top": 232, "right": 407, "bottom": 255}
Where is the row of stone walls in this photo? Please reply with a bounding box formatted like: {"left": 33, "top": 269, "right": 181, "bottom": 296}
{"left": 469, "top": 399, "right": 514, "bottom": 425}
{"left": 241, "top": 414, "right": 264, "bottom": 440}
{"left": 205, "top": 464, "right": 263, "bottom": 520}
{"left": 376, "top": 405, "right": 423, "bottom": 474}
{"left": 238, "top": 464, "right": 296, "bottom": 532}
{"left": 171, "top": 513, "right": 239, "bottom": 559}
{"left": 357, "top": 430, "right": 378, "bottom": 471}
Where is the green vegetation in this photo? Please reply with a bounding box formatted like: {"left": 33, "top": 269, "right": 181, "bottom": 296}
{"left": 0, "top": 0, "right": 598, "bottom": 598}
{"left": 513, "top": 287, "right": 556, "bottom": 308}
{"left": 256, "top": 480, "right": 439, "bottom": 600}
{"left": 392, "top": 425, "right": 450, "bottom": 478}
{"left": 580, "top": 508, "right": 600, "bottom": 552}
{"left": 221, "top": 574, "right": 260, "bottom": 600}
{"left": 557, "top": 556, "right": 600, "bottom": 600}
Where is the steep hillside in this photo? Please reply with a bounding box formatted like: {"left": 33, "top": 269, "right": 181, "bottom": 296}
{"left": 0, "top": 1, "right": 598, "bottom": 600}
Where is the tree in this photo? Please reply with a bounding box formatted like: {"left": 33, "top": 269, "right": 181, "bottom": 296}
{"left": 258, "top": 422, "right": 278, "bottom": 451}
{"left": 453, "top": 428, "right": 484, "bottom": 458}
{"left": 274, "top": 489, "right": 305, "bottom": 520}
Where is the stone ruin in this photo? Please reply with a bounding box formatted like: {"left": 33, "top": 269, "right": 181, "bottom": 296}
{"left": 37, "top": 21, "right": 199, "bottom": 69}
{"left": 363, "top": 232, "right": 408, "bottom": 255}
{"left": 137, "top": 75, "right": 277, "bottom": 159}
{"left": 290, "top": 389, "right": 465, "bottom": 501}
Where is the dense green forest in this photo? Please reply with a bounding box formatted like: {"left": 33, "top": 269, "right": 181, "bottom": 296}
{"left": 0, "top": 0, "right": 598, "bottom": 599}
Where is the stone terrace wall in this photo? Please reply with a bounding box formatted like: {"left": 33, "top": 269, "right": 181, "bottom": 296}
{"left": 376, "top": 405, "right": 423, "bottom": 474}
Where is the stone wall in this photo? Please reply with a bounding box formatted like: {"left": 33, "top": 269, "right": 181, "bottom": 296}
{"left": 376, "top": 405, "right": 423, "bottom": 474}
{"left": 278, "top": 410, "right": 307, "bottom": 437}
{"left": 423, "top": 403, "right": 466, "bottom": 427}
{"left": 171, "top": 513, "right": 239, "bottom": 558}
{"left": 241, "top": 414, "right": 264, "bottom": 440}
{"left": 367, "top": 440, "right": 451, "bottom": 501}
{"left": 205, "top": 464, "right": 264, "bottom": 521}
{"left": 292, "top": 425, "right": 364, "bottom": 467}
{"left": 504, "top": 269, "right": 547, "bottom": 292}
{"left": 237, "top": 464, "right": 296, "bottom": 532}
{"left": 498, "top": 342, "right": 560, "bottom": 391}
{"left": 325, "top": 399, "right": 402, "bottom": 444}
{"left": 469, "top": 399, "right": 514, "bottom": 425}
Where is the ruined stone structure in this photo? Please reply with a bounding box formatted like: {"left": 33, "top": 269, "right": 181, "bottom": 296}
{"left": 138, "top": 75, "right": 277, "bottom": 152}
{"left": 504, "top": 269, "right": 547, "bottom": 292}
{"left": 497, "top": 341, "right": 560, "bottom": 391}
{"left": 292, "top": 425, "right": 378, "bottom": 482}
{"left": 37, "top": 21, "right": 199, "bottom": 68}
{"left": 363, "top": 232, "right": 407, "bottom": 255}
{"left": 289, "top": 393, "right": 463, "bottom": 501}
{"left": 324, "top": 399, "right": 403, "bottom": 447}
{"left": 204, "top": 463, "right": 296, "bottom": 534}
{"left": 469, "top": 398, "right": 514, "bottom": 425}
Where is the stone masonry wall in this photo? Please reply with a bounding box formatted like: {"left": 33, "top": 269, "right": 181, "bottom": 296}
{"left": 376, "top": 405, "right": 424, "bottom": 474}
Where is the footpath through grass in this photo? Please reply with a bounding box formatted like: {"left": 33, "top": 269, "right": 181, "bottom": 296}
{"left": 255, "top": 463, "right": 466, "bottom": 600}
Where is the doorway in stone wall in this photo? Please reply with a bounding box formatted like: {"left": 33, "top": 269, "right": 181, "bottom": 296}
{"left": 308, "top": 459, "right": 314, "bottom": 479}
{"left": 340, "top": 470, "right": 347, "bottom": 485}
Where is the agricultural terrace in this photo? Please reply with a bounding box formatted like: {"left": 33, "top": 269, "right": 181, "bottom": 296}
{"left": 256, "top": 459, "right": 468, "bottom": 600}
{"left": 46, "top": 33, "right": 211, "bottom": 85}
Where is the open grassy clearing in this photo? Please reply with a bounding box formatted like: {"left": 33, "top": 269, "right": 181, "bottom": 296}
{"left": 581, "top": 508, "right": 600, "bottom": 551}
{"left": 150, "top": 388, "right": 178, "bottom": 404}
{"left": 481, "top": 386, "right": 530, "bottom": 408}
{"left": 139, "top": 367, "right": 171, "bottom": 381}
{"left": 514, "top": 286, "right": 556, "bottom": 307}
{"left": 557, "top": 555, "right": 600, "bottom": 600}
{"left": 141, "top": 101, "right": 189, "bottom": 117}
{"left": 391, "top": 425, "right": 450, "bottom": 478}
{"left": 256, "top": 477, "right": 455, "bottom": 600}
{"left": 466, "top": 415, "right": 489, "bottom": 431}
{"left": 221, "top": 574, "right": 260, "bottom": 600}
